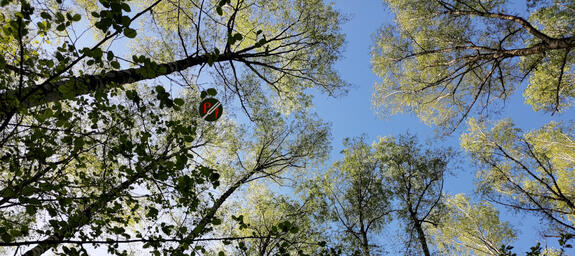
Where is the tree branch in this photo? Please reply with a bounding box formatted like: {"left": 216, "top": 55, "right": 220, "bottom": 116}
{"left": 1, "top": 235, "right": 275, "bottom": 247}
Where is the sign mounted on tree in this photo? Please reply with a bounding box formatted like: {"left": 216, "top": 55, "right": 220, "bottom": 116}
{"left": 199, "top": 88, "right": 223, "bottom": 122}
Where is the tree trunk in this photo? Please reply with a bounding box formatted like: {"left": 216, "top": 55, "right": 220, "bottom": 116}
{"left": 412, "top": 216, "right": 431, "bottom": 256}
{"left": 358, "top": 210, "right": 371, "bottom": 256}
{"left": 360, "top": 229, "right": 371, "bottom": 256}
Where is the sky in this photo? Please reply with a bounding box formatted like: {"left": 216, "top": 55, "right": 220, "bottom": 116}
{"left": 308, "top": 0, "right": 575, "bottom": 254}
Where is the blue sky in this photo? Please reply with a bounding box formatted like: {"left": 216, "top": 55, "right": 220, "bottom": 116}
{"left": 309, "top": 0, "right": 575, "bottom": 254}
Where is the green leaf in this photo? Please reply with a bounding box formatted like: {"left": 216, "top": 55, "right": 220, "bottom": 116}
{"left": 111, "top": 61, "right": 120, "bottom": 69}
{"left": 107, "top": 51, "right": 114, "bottom": 61}
{"left": 206, "top": 88, "right": 217, "bottom": 96}
{"left": 112, "top": 226, "right": 125, "bottom": 234}
{"left": 207, "top": 55, "right": 215, "bottom": 66}
{"left": 121, "top": 3, "right": 131, "bottom": 12}
{"left": 289, "top": 226, "right": 299, "bottom": 234}
{"left": 72, "top": 14, "right": 81, "bottom": 21}
{"left": 92, "top": 48, "right": 103, "bottom": 58}
{"left": 155, "top": 86, "right": 165, "bottom": 93}
{"left": 58, "top": 84, "right": 75, "bottom": 98}
{"left": 256, "top": 38, "right": 267, "bottom": 47}
{"left": 40, "top": 12, "right": 52, "bottom": 20}
{"left": 174, "top": 98, "right": 184, "bottom": 106}
{"left": 210, "top": 172, "right": 220, "bottom": 181}
{"left": 22, "top": 186, "right": 34, "bottom": 196}
{"left": 55, "top": 12, "right": 65, "bottom": 22}
{"left": 1, "top": 232, "right": 11, "bottom": 243}
{"left": 25, "top": 205, "right": 36, "bottom": 215}
{"left": 146, "top": 207, "right": 159, "bottom": 219}
{"left": 121, "top": 16, "right": 131, "bottom": 27}
{"left": 123, "top": 28, "right": 137, "bottom": 38}
{"left": 74, "top": 138, "right": 85, "bottom": 148}
{"left": 216, "top": 6, "right": 223, "bottom": 16}
{"left": 228, "top": 36, "right": 236, "bottom": 45}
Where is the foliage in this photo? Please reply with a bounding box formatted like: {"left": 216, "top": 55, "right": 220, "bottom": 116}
{"left": 371, "top": 0, "right": 575, "bottom": 131}
{"left": 0, "top": 0, "right": 346, "bottom": 255}
{"left": 374, "top": 134, "right": 454, "bottom": 256}
{"left": 429, "top": 193, "right": 516, "bottom": 256}
{"left": 212, "top": 184, "right": 329, "bottom": 256}
{"left": 462, "top": 119, "right": 575, "bottom": 234}
{"left": 304, "top": 134, "right": 454, "bottom": 256}
{"left": 0, "top": 84, "right": 215, "bottom": 256}
{"left": 307, "top": 136, "right": 392, "bottom": 256}
{"left": 371, "top": 1, "right": 575, "bottom": 253}
{"left": 497, "top": 233, "right": 574, "bottom": 256}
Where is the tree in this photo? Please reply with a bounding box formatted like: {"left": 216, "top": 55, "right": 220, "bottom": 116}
{"left": 305, "top": 135, "right": 454, "bottom": 256}
{"left": 0, "top": 0, "right": 346, "bottom": 255}
{"left": 304, "top": 137, "right": 393, "bottom": 256}
{"left": 429, "top": 193, "right": 516, "bottom": 256}
{"left": 374, "top": 134, "right": 454, "bottom": 256}
{"left": 212, "top": 184, "right": 329, "bottom": 256}
{"left": 371, "top": 0, "right": 574, "bottom": 131}
{"left": 0, "top": 0, "right": 346, "bottom": 118}
{"left": 462, "top": 118, "right": 575, "bottom": 236}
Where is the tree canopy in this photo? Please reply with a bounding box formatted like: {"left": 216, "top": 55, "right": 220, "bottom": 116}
{"left": 304, "top": 135, "right": 454, "bottom": 256}
{"left": 372, "top": 0, "right": 575, "bottom": 131}
{"left": 371, "top": 0, "right": 575, "bottom": 255}
{"left": 2, "top": 0, "right": 575, "bottom": 255}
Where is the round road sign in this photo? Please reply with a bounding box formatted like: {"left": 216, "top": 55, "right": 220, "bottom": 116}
{"left": 198, "top": 98, "right": 223, "bottom": 121}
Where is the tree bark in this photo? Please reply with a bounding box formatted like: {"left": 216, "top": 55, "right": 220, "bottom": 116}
{"left": 0, "top": 51, "right": 254, "bottom": 116}
{"left": 411, "top": 212, "right": 431, "bottom": 256}
{"left": 360, "top": 227, "right": 371, "bottom": 256}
